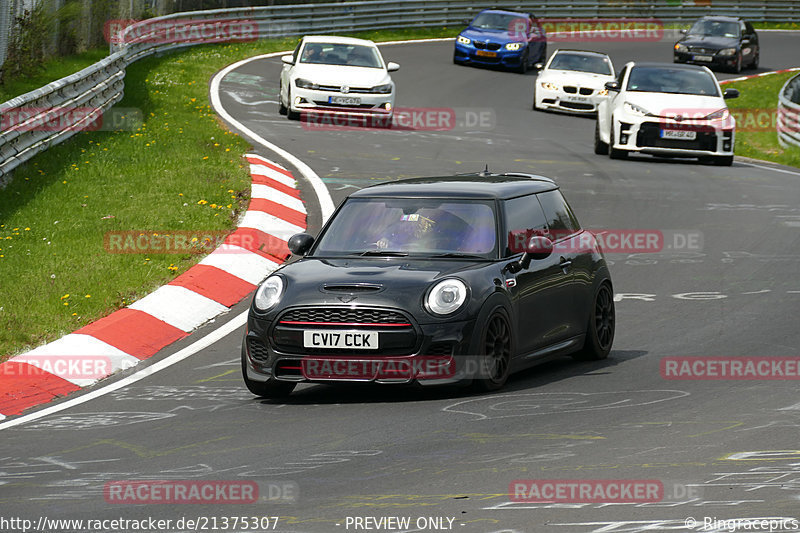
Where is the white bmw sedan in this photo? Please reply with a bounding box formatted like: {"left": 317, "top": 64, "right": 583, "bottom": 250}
{"left": 533, "top": 49, "right": 615, "bottom": 114}
{"left": 595, "top": 61, "right": 738, "bottom": 166}
{"left": 278, "top": 36, "right": 399, "bottom": 121}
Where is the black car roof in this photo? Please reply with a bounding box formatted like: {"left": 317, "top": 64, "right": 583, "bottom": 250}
{"left": 350, "top": 173, "right": 558, "bottom": 199}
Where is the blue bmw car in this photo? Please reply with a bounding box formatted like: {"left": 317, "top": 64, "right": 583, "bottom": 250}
{"left": 454, "top": 9, "right": 547, "bottom": 73}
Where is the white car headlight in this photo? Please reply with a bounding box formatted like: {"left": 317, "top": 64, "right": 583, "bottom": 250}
{"left": 254, "top": 276, "right": 284, "bottom": 311}
{"left": 718, "top": 48, "right": 737, "bottom": 56}
{"left": 541, "top": 81, "right": 558, "bottom": 91}
{"left": 457, "top": 35, "right": 471, "bottom": 45}
{"left": 598, "top": 88, "right": 609, "bottom": 96}
{"left": 674, "top": 43, "right": 688, "bottom": 53}
{"left": 506, "top": 42, "right": 523, "bottom": 51}
{"left": 295, "top": 78, "right": 318, "bottom": 89}
{"left": 370, "top": 83, "right": 393, "bottom": 94}
{"left": 704, "top": 108, "right": 729, "bottom": 121}
{"left": 426, "top": 279, "right": 468, "bottom": 316}
{"left": 623, "top": 101, "right": 653, "bottom": 117}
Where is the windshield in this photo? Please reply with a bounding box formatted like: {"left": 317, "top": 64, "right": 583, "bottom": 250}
{"left": 313, "top": 198, "right": 498, "bottom": 258}
{"left": 688, "top": 19, "right": 740, "bottom": 38}
{"left": 549, "top": 53, "right": 613, "bottom": 75}
{"left": 626, "top": 67, "right": 720, "bottom": 96}
{"left": 471, "top": 12, "right": 526, "bottom": 31}
{"left": 299, "top": 43, "right": 383, "bottom": 68}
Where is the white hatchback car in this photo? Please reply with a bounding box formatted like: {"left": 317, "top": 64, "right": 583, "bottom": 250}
{"left": 533, "top": 49, "right": 615, "bottom": 114}
{"left": 279, "top": 36, "right": 399, "bottom": 121}
{"left": 595, "top": 61, "right": 738, "bottom": 165}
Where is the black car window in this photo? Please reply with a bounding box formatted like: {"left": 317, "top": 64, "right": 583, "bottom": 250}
{"left": 616, "top": 65, "right": 628, "bottom": 86}
{"left": 503, "top": 194, "right": 548, "bottom": 256}
{"left": 536, "top": 190, "right": 581, "bottom": 241}
{"left": 626, "top": 66, "right": 719, "bottom": 96}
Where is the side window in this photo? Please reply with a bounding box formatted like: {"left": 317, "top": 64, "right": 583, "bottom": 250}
{"left": 503, "top": 195, "right": 548, "bottom": 257}
{"left": 536, "top": 190, "right": 581, "bottom": 240}
{"left": 745, "top": 22, "right": 755, "bottom": 37}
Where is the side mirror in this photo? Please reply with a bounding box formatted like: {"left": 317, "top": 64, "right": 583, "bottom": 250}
{"left": 287, "top": 233, "right": 315, "bottom": 255}
{"left": 463, "top": 18, "right": 472, "bottom": 26}
{"left": 604, "top": 81, "right": 620, "bottom": 92}
{"left": 281, "top": 55, "right": 294, "bottom": 65}
{"left": 680, "top": 28, "right": 688, "bottom": 35}
{"left": 534, "top": 62, "right": 544, "bottom": 70}
{"left": 386, "top": 61, "right": 400, "bottom": 72}
{"left": 723, "top": 88, "right": 739, "bottom": 99}
{"left": 507, "top": 236, "right": 553, "bottom": 273}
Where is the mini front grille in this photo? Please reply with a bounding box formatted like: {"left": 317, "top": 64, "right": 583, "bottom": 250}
{"left": 323, "top": 284, "right": 382, "bottom": 293}
{"left": 279, "top": 307, "right": 410, "bottom": 325}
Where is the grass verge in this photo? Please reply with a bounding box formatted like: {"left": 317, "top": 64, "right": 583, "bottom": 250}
{"left": 725, "top": 72, "right": 800, "bottom": 168}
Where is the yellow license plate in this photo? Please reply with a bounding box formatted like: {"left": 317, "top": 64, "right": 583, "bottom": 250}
{"left": 476, "top": 50, "right": 497, "bottom": 57}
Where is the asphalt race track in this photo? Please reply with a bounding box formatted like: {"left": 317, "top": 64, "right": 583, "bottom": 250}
{"left": 2, "top": 34, "right": 800, "bottom": 533}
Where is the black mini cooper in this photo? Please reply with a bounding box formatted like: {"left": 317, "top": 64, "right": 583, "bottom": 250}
{"left": 242, "top": 173, "right": 614, "bottom": 398}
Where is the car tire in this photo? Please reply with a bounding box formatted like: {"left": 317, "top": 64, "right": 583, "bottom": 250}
{"left": 286, "top": 87, "right": 300, "bottom": 120}
{"left": 572, "top": 282, "right": 615, "bottom": 361}
{"left": 241, "top": 343, "right": 296, "bottom": 398}
{"left": 751, "top": 50, "right": 759, "bottom": 69}
{"left": 594, "top": 121, "right": 609, "bottom": 155}
{"left": 278, "top": 82, "right": 288, "bottom": 115}
{"left": 473, "top": 309, "right": 513, "bottom": 392}
{"left": 517, "top": 49, "right": 529, "bottom": 74}
{"left": 733, "top": 53, "right": 742, "bottom": 74}
{"left": 608, "top": 122, "right": 628, "bottom": 159}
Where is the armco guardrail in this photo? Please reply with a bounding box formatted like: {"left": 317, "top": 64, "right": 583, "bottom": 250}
{"left": 3, "top": 0, "right": 800, "bottom": 180}
{"left": 778, "top": 73, "right": 800, "bottom": 148}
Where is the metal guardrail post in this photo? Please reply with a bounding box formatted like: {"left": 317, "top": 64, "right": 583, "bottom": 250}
{"left": 778, "top": 73, "right": 800, "bottom": 148}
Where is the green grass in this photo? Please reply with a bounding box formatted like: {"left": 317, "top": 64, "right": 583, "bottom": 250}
{"left": 0, "top": 47, "right": 110, "bottom": 103}
{"left": 725, "top": 72, "right": 800, "bottom": 168}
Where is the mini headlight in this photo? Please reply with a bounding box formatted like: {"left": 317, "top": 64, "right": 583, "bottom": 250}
{"left": 426, "top": 279, "right": 468, "bottom": 316}
{"left": 674, "top": 43, "right": 688, "bottom": 53}
{"left": 457, "top": 35, "right": 471, "bottom": 45}
{"left": 624, "top": 101, "right": 652, "bottom": 116}
{"left": 295, "top": 78, "right": 318, "bottom": 89}
{"left": 541, "top": 82, "right": 558, "bottom": 91}
{"left": 254, "top": 276, "right": 284, "bottom": 311}
{"left": 506, "top": 42, "right": 523, "bottom": 51}
{"left": 718, "top": 48, "right": 737, "bottom": 56}
{"left": 371, "top": 83, "right": 392, "bottom": 94}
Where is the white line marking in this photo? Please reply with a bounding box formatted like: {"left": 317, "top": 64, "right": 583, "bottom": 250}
{"left": 210, "top": 52, "right": 335, "bottom": 222}
{"left": 740, "top": 161, "right": 800, "bottom": 176}
{"left": 0, "top": 311, "right": 249, "bottom": 431}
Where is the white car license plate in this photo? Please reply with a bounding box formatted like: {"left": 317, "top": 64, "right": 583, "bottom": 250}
{"left": 303, "top": 330, "right": 378, "bottom": 349}
{"left": 693, "top": 55, "right": 713, "bottom": 62}
{"left": 329, "top": 96, "right": 361, "bottom": 105}
{"left": 660, "top": 129, "right": 697, "bottom": 140}
{"left": 563, "top": 96, "right": 588, "bottom": 103}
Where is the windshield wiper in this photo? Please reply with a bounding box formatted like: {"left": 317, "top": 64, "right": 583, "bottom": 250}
{"left": 357, "top": 250, "right": 409, "bottom": 257}
{"left": 430, "top": 252, "right": 487, "bottom": 259}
